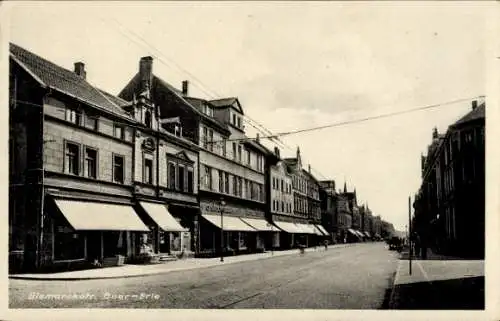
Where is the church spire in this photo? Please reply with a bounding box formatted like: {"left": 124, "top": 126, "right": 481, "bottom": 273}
{"left": 343, "top": 181, "right": 347, "bottom": 193}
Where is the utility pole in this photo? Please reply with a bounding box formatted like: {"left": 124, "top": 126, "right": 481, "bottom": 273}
{"left": 408, "top": 196, "right": 412, "bottom": 275}
{"left": 220, "top": 197, "right": 225, "bottom": 262}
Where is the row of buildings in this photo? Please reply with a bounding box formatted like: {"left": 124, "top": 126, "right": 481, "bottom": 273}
{"left": 413, "top": 99, "right": 485, "bottom": 259}
{"left": 8, "top": 43, "right": 395, "bottom": 272}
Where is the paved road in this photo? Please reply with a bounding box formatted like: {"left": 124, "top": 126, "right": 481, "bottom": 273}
{"left": 9, "top": 242, "right": 399, "bottom": 309}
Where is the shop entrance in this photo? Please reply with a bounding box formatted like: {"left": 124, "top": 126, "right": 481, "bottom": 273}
{"left": 86, "top": 231, "right": 102, "bottom": 262}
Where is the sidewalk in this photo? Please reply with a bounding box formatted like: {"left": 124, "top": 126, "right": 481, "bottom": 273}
{"left": 10, "top": 244, "right": 351, "bottom": 281}
{"left": 388, "top": 249, "right": 484, "bottom": 309}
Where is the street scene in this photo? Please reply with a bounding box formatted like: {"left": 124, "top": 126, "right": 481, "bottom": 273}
{"left": 7, "top": 1, "right": 488, "bottom": 314}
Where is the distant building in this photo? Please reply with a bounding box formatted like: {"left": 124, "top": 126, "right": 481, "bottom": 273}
{"left": 319, "top": 180, "right": 337, "bottom": 243}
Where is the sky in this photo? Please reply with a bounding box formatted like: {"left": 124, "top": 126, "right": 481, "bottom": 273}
{"left": 6, "top": 2, "right": 489, "bottom": 231}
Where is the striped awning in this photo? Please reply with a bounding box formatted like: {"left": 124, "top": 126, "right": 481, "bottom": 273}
{"left": 202, "top": 213, "right": 257, "bottom": 232}
{"left": 273, "top": 221, "right": 304, "bottom": 234}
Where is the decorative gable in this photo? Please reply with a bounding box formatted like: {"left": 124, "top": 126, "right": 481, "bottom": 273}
{"left": 174, "top": 151, "right": 194, "bottom": 163}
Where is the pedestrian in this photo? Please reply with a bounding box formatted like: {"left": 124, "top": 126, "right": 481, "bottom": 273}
{"left": 324, "top": 239, "right": 328, "bottom": 251}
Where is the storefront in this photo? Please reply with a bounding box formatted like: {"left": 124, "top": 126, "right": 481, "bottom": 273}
{"left": 272, "top": 220, "right": 303, "bottom": 249}
{"left": 51, "top": 198, "right": 150, "bottom": 267}
{"left": 136, "top": 201, "right": 190, "bottom": 255}
{"left": 199, "top": 212, "right": 257, "bottom": 253}
{"left": 240, "top": 217, "right": 277, "bottom": 252}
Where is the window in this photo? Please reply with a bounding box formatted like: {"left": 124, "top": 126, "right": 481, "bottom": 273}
{"left": 113, "top": 155, "right": 124, "bottom": 184}
{"left": 168, "top": 162, "right": 176, "bottom": 190}
{"left": 281, "top": 180, "right": 284, "bottom": 192}
{"left": 219, "top": 170, "right": 224, "bottom": 192}
{"left": 238, "top": 177, "right": 243, "bottom": 197}
{"left": 187, "top": 168, "right": 194, "bottom": 193}
{"left": 203, "top": 165, "right": 212, "bottom": 190}
{"left": 145, "top": 110, "right": 152, "bottom": 128}
{"left": 65, "top": 108, "right": 81, "bottom": 125}
{"left": 84, "top": 147, "right": 97, "bottom": 179}
{"left": 65, "top": 142, "right": 80, "bottom": 175}
{"left": 233, "top": 175, "right": 238, "bottom": 195}
{"left": 202, "top": 127, "right": 208, "bottom": 149}
{"left": 114, "top": 124, "right": 124, "bottom": 139}
{"left": 85, "top": 114, "right": 98, "bottom": 131}
{"left": 238, "top": 145, "right": 242, "bottom": 162}
{"left": 232, "top": 143, "right": 237, "bottom": 160}
{"left": 178, "top": 165, "right": 185, "bottom": 191}
{"left": 249, "top": 181, "right": 254, "bottom": 200}
{"left": 222, "top": 139, "right": 227, "bottom": 157}
{"left": 144, "top": 158, "right": 153, "bottom": 184}
{"left": 237, "top": 116, "right": 241, "bottom": 128}
{"left": 232, "top": 114, "right": 236, "bottom": 126}
{"left": 225, "top": 173, "right": 230, "bottom": 194}
{"left": 208, "top": 129, "right": 214, "bottom": 152}
{"left": 282, "top": 201, "right": 284, "bottom": 212}
{"left": 245, "top": 180, "right": 250, "bottom": 199}
{"left": 203, "top": 104, "right": 213, "bottom": 117}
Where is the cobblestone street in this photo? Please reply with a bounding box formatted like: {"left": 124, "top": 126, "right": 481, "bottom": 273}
{"left": 10, "top": 243, "right": 399, "bottom": 309}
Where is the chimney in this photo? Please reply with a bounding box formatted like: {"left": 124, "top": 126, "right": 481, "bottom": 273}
{"left": 274, "top": 147, "right": 280, "bottom": 158}
{"left": 308, "top": 164, "right": 311, "bottom": 173}
{"left": 139, "top": 56, "right": 153, "bottom": 92}
{"left": 472, "top": 100, "right": 477, "bottom": 110}
{"left": 256, "top": 133, "right": 260, "bottom": 143}
{"left": 74, "top": 62, "right": 86, "bottom": 79}
{"left": 182, "top": 80, "right": 189, "bottom": 96}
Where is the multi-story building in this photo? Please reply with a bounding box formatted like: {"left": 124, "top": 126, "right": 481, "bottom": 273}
{"left": 117, "top": 57, "right": 201, "bottom": 257}
{"left": 282, "top": 147, "right": 323, "bottom": 246}
{"left": 335, "top": 191, "right": 352, "bottom": 243}
{"left": 360, "top": 204, "right": 373, "bottom": 239}
{"left": 319, "top": 180, "right": 337, "bottom": 243}
{"left": 119, "top": 59, "right": 271, "bottom": 256}
{"left": 266, "top": 147, "right": 298, "bottom": 249}
{"left": 9, "top": 43, "right": 150, "bottom": 272}
{"left": 413, "top": 100, "right": 485, "bottom": 258}
{"left": 340, "top": 183, "right": 364, "bottom": 242}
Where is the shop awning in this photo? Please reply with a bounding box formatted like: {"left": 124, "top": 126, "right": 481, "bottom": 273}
{"left": 355, "top": 230, "right": 365, "bottom": 238}
{"left": 54, "top": 199, "right": 149, "bottom": 231}
{"left": 295, "top": 223, "right": 318, "bottom": 235}
{"left": 312, "top": 225, "right": 325, "bottom": 236}
{"left": 240, "top": 218, "right": 277, "bottom": 232}
{"left": 347, "top": 229, "right": 361, "bottom": 237}
{"left": 273, "top": 221, "right": 304, "bottom": 234}
{"left": 315, "top": 225, "right": 329, "bottom": 235}
{"left": 202, "top": 213, "right": 257, "bottom": 232}
{"left": 364, "top": 232, "right": 371, "bottom": 237}
{"left": 139, "top": 202, "right": 188, "bottom": 232}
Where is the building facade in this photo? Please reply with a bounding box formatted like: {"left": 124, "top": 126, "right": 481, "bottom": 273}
{"left": 119, "top": 61, "right": 271, "bottom": 256}
{"left": 9, "top": 43, "right": 151, "bottom": 272}
{"left": 413, "top": 100, "right": 485, "bottom": 258}
{"left": 319, "top": 180, "right": 337, "bottom": 243}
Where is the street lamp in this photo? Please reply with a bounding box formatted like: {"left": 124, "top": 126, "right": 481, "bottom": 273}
{"left": 220, "top": 197, "right": 226, "bottom": 262}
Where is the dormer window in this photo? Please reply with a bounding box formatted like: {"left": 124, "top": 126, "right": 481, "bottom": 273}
{"left": 203, "top": 104, "right": 213, "bottom": 117}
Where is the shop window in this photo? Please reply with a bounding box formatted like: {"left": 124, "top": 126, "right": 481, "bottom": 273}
{"left": 113, "top": 155, "right": 124, "bottom": 184}
{"left": 239, "top": 232, "right": 248, "bottom": 250}
{"left": 65, "top": 142, "right": 80, "bottom": 175}
{"left": 53, "top": 221, "right": 85, "bottom": 261}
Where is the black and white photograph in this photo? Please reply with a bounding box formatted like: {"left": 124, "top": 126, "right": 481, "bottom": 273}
{"left": 3, "top": 0, "right": 497, "bottom": 318}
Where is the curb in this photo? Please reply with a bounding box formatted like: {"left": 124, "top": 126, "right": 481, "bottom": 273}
{"left": 10, "top": 245, "right": 353, "bottom": 281}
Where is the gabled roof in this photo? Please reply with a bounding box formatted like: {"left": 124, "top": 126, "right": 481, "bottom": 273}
{"left": 209, "top": 97, "right": 244, "bottom": 115}
{"left": 10, "top": 43, "right": 133, "bottom": 120}
{"left": 118, "top": 72, "right": 229, "bottom": 134}
{"left": 453, "top": 103, "right": 485, "bottom": 127}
